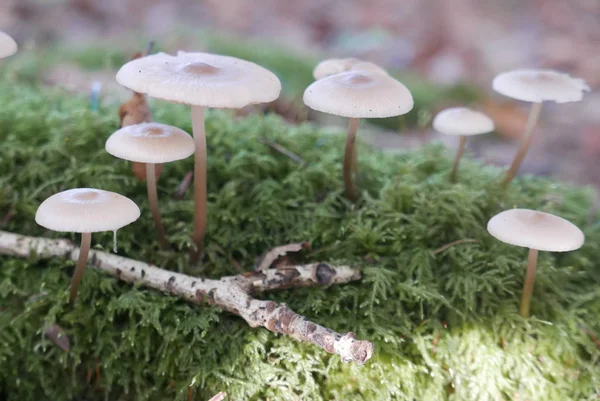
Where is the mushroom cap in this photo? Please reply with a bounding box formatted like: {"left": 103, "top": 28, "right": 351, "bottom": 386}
{"left": 432, "top": 107, "right": 495, "bottom": 136}
{"left": 0, "top": 31, "right": 17, "bottom": 59}
{"left": 106, "top": 122, "right": 194, "bottom": 163}
{"left": 35, "top": 188, "right": 141, "bottom": 233}
{"left": 492, "top": 69, "right": 590, "bottom": 103}
{"left": 487, "top": 208, "right": 584, "bottom": 252}
{"left": 116, "top": 51, "right": 281, "bottom": 108}
{"left": 303, "top": 70, "right": 414, "bottom": 118}
{"left": 313, "top": 57, "right": 388, "bottom": 80}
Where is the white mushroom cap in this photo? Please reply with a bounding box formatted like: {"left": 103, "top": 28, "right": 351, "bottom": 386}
{"left": 313, "top": 58, "right": 388, "bottom": 80}
{"left": 0, "top": 31, "right": 17, "bottom": 59}
{"left": 35, "top": 188, "right": 140, "bottom": 233}
{"left": 492, "top": 69, "right": 590, "bottom": 104}
{"left": 487, "top": 208, "right": 584, "bottom": 252}
{"left": 433, "top": 107, "right": 495, "bottom": 136}
{"left": 106, "top": 122, "right": 194, "bottom": 163}
{"left": 116, "top": 51, "right": 281, "bottom": 108}
{"left": 303, "top": 70, "right": 414, "bottom": 118}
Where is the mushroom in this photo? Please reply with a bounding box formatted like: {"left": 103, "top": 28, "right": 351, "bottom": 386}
{"left": 105, "top": 122, "right": 194, "bottom": 249}
{"left": 313, "top": 57, "right": 388, "bottom": 80}
{"left": 303, "top": 70, "right": 413, "bottom": 200}
{"left": 35, "top": 188, "right": 140, "bottom": 303}
{"left": 492, "top": 69, "right": 589, "bottom": 185}
{"left": 0, "top": 31, "right": 17, "bottom": 59}
{"left": 487, "top": 208, "right": 584, "bottom": 317}
{"left": 432, "top": 107, "right": 494, "bottom": 182}
{"left": 116, "top": 51, "right": 281, "bottom": 259}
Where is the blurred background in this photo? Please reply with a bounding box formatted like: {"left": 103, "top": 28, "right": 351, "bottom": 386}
{"left": 1, "top": 0, "right": 599, "bottom": 188}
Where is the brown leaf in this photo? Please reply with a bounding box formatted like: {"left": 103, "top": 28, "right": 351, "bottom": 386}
{"left": 44, "top": 324, "right": 70, "bottom": 352}
{"left": 255, "top": 242, "right": 311, "bottom": 272}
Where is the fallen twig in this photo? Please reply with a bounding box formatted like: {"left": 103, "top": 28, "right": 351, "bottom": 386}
{"left": 174, "top": 170, "right": 194, "bottom": 200}
{"left": 0, "top": 230, "right": 373, "bottom": 364}
{"left": 259, "top": 138, "right": 306, "bottom": 165}
{"left": 255, "top": 241, "right": 311, "bottom": 272}
{"left": 433, "top": 239, "right": 478, "bottom": 255}
{"left": 44, "top": 323, "right": 70, "bottom": 352}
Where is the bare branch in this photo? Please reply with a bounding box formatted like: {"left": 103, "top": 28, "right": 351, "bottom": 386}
{"left": 0, "top": 230, "right": 372, "bottom": 364}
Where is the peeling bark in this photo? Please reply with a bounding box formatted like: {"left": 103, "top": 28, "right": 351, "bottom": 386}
{"left": 0, "top": 230, "right": 373, "bottom": 364}
{"left": 255, "top": 241, "right": 311, "bottom": 272}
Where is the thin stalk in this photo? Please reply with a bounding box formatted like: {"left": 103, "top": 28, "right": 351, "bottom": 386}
{"left": 503, "top": 102, "right": 543, "bottom": 185}
{"left": 69, "top": 232, "right": 91, "bottom": 304}
{"left": 190, "top": 105, "right": 207, "bottom": 263}
{"left": 450, "top": 135, "right": 467, "bottom": 182}
{"left": 520, "top": 248, "right": 539, "bottom": 317}
{"left": 343, "top": 118, "right": 360, "bottom": 201}
{"left": 146, "top": 162, "right": 168, "bottom": 249}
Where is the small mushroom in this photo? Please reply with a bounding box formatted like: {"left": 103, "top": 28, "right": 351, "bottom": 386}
{"left": 432, "top": 107, "right": 494, "bottom": 182}
{"left": 0, "top": 31, "right": 17, "bottom": 59}
{"left": 487, "top": 208, "right": 584, "bottom": 317}
{"left": 492, "top": 69, "right": 589, "bottom": 185}
{"left": 117, "top": 51, "right": 281, "bottom": 260}
{"left": 313, "top": 57, "right": 388, "bottom": 80}
{"left": 35, "top": 188, "right": 140, "bottom": 303}
{"left": 303, "top": 70, "right": 413, "bottom": 200}
{"left": 105, "top": 122, "right": 194, "bottom": 249}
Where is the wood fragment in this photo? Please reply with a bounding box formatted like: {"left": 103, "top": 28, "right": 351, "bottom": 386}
{"left": 255, "top": 241, "right": 311, "bottom": 272}
{"left": 44, "top": 323, "right": 70, "bottom": 352}
{"left": 259, "top": 139, "right": 306, "bottom": 165}
{"left": 174, "top": 170, "right": 194, "bottom": 200}
{"left": 433, "top": 239, "right": 478, "bottom": 255}
{"left": 208, "top": 392, "right": 227, "bottom": 401}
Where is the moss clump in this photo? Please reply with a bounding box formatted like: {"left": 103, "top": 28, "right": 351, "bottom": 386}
{"left": 0, "top": 81, "right": 599, "bottom": 401}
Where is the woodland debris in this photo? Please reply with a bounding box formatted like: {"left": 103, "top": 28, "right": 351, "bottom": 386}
{"left": 259, "top": 138, "right": 306, "bottom": 165}
{"left": 0, "top": 230, "right": 372, "bottom": 364}
{"left": 433, "top": 238, "right": 478, "bottom": 255}
{"left": 255, "top": 241, "right": 311, "bottom": 272}
{"left": 174, "top": 170, "right": 194, "bottom": 200}
{"left": 44, "top": 323, "right": 70, "bottom": 352}
{"left": 207, "top": 392, "right": 227, "bottom": 401}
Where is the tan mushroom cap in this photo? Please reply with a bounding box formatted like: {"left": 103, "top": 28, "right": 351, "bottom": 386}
{"left": 487, "top": 209, "right": 584, "bottom": 252}
{"left": 313, "top": 58, "right": 388, "bottom": 80}
{"left": 106, "top": 122, "right": 194, "bottom": 164}
{"left": 35, "top": 188, "right": 140, "bottom": 233}
{"left": 0, "top": 31, "right": 17, "bottom": 59}
{"left": 116, "top": 51, "right": 281, "bottom": 108}
{"left": 303, "top": 70, "right": 414, "bottom": 118}
{"left": 492, "top": 69, "right": 590, "bottom": 104}
{"left": 433, "top": 107, "right": 495, "bottom": 136}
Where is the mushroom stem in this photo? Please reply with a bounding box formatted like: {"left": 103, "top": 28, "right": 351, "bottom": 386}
{"left": 146, "top": 162, "right": 168, "bottom": 249}
{"left": 450, "top": 135, "right": 467, "bottom": 182}
{"left": 520, "top": 248, "right": 538, "bottom": 317}
{"left": 343, "top": 118, "right": 360, "bottom": 201}
{"left": 190, "top": 105, "right": 207, "bottom": 263}
{"left": 69, "top": 232, "right": 91, "bottom": 304}
{"left": 503, "top": 102, "right": 543, "bottom": 186}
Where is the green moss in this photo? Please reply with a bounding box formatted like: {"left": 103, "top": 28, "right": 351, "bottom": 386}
{"left": 0, "top": 81, "right": 599, "bottom": 401}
